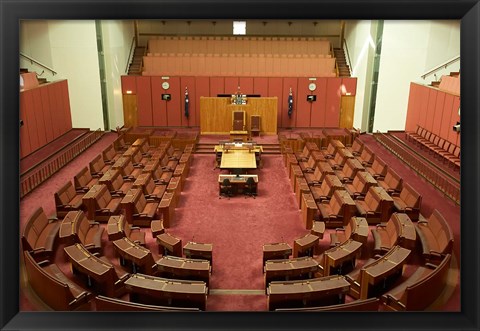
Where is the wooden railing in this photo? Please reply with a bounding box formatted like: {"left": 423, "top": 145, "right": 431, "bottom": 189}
{"left": 373, "top": 132, "right": 459, "bottom": 205}
{"left": 20, "top": 129, "right": 105, "bottom": 198}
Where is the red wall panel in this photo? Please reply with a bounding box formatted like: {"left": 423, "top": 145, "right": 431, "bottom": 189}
{"left": 239, "top": 77, "right": 254, "bottom": 94}
{"left": 60, "top": 80, "right": 73, "bottom": 131}
{"left": 417, "top": 86, "right": 430, "bottom": 128}
{"left": 341, "top": 77, "right": 357, "bottom": 96}
{"left": 55, "top": 83, "right": 67, "bottom": 134}
{"left": 166, "top": 77, "right": 182, "bottom": 126}
{"left": 310, "top": 78, "right": 327, "bottom": 127}
{"left": 210, "top": 77, "right": 225, "bottom": 96}
{"left": 195, "top": 77, "right": 210, "bottom": 126}
{"left": 425, "top": 89, "right": 437, "bottom": 132}
{"left": 225, "top": 77, "right": 239, "bottom": 95}
{"left": 121, "top": 75, "right": 137, "bottom": 94}
{"left": 136, "top": 76, "right": 153, "bottom": 126}
{"left": 405, "top": 83, "right": 421, "bottom": 132}
{"left": 448, "top": 96, "right": 460, "bottom": 145}
{"left": 253, "top": 77, "right": 268, "bottom": 97}
{"left": 267, "top": 77, "right": 283, "bottom": 127}
{"left": 23, "top": 91, "right": 40, "bottom": 152}
{"left": 324, "top": 78, "right": 342, "bottom": 127}
{"left": 40, "top": 88, "right": 54, "bottom": 142}
{"left": 180, "top": 77, "right": 197, "bottom": 126}
{"left": 296, "top": 78, "right": 312, "bottom": 127}
{"left": 19, "top": 93, "right": 31, "bottom": 157}
{"left": 440, "top": 93, "right": 454, "bottom": 141}
{"left": 47, "top": 84, "right": 61, "bottom": 139}
{"left": 151, "top": 76, "right": 167, "bottom": 127}
{"left": 282, "top": 78, "right": 298, "bottom": 128}
{"left": 32, "top": 89, "right": 47, "bottom": 147}
{"left": 432, "top": 91, "right": 445, "bottom": 135}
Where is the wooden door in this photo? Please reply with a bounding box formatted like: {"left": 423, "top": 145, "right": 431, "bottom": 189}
{"left": 122, "top": 94, "right": 138, "bottom": 128}
{"left": 339, "top": 95, "right": 355, "bottom": 129}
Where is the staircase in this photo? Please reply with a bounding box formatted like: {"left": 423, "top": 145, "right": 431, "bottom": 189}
{"left": 20, "top": 68, "right": 49, "bottom": 85}
{"left": 429, "top": 71, "right": 460, "bottom": 88}
{"left": 195, "top": 143, "right": 281, "bottom": 155}
{"left": 128, "top": 46, "right": 146, "bottom": 75}
{"left": 333, "top": 48, "right": 351, "bottom": 77}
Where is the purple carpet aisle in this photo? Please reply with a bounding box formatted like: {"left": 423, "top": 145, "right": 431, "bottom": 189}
{"left": 19, "top": 131, "right": 460, "bottom": 311}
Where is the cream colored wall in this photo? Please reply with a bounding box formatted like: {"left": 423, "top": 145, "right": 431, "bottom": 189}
{"left": 345, "top": 20, "right": 460, "bottom": 133}
{"left": 374, "top": 20, "right": 460, "bottom": 132}
{"left": 101, "top": 20, "right": 135, "bottom": 130}
{"left": 344, "top": 20, "right": 372, "bottom": 130}
{"left": 20, "top": 20, "right": 104, "bottom": 130}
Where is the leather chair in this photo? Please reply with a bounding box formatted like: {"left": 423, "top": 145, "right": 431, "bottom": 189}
{"left": 244, "top": 176, "right": 257, "bottom": 199}
{"left": 54, "top": 181, "right": 85, "bottom": 218}
{"left": 74, "top": 166, "right": 99, "bottom": 193}
{"left": 219, "top": 178, "right": 233, "bottom": 199}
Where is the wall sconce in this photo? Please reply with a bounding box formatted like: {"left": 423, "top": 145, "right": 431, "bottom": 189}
{"left": 126, "top": 90, "right": 132, "bottom": 94}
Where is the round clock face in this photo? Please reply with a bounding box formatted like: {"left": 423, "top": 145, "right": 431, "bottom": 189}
{"left": 308, "top": 83, "right": 316, "bottom": 91}
{"left": 162, "top": 81, "right": 170, "bottom": 90}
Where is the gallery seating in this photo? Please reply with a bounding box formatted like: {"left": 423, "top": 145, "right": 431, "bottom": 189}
{"left": 84, "top": 184, "right": 122, "bottom": 222}
{"left": 23, "top": 251, "right": 92, "bottom": 310}
{"left": 89, "top": 154, "right": 112, "bottom": 177}
{"left": 391, "top": 183, "right": 422, "bottom": 221}
{"left": 355, "top": 187, "right": 394, "bottom": 224}
{"left": 344, "top": 171, "right": 378, "bottom": 199}
{"left": 381, "top": 254, "right": 451, "bottom": 311}
{"left": 346, "top": 138, "right": 364, "bottom": 157}
{"left": 356, "top": 145, "right": 375, "bottom": 166}
{"left": 316, "top": 190, "right": 357, "bottom": 228}
{"left": 121, "top": 188, "right": 159, "bottom": 227}
{"left": 310, "top": 174, "right": 344, "bottom": 202}
{"left": 102, "top": 144, "right": 122, "bottom": 165}
{"left": 366, "top": 156, "right": 387, "bottom": 179}
{"left": 334, "top": 158, "right": 365, "bottom": 183}
{"left": 22, "top": 207, "right": 61, "bottom": 260}
{"left": 74, "top": 166, "right": 100, "bottom": 192}
{"left": 415, "top": 209, "right": 454, "bottom": 261}
{"left": 377, "top": 167, "right": 403, "bottom": 194}
{"left": 60, "top": 210, "right": 104, "bottom": 253}
{"left": 98, "top": 169, "right": 134, "bottom": 196}
{"left": 54, "top": 181, "right": 85, "bottom": 218}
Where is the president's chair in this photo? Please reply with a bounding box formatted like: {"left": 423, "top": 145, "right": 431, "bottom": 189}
{"left": 250, "top": 115, "right": 261, "bottom": 137}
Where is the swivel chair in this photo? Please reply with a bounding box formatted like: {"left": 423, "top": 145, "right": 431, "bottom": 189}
{"left": 219, "top": 178, "right": 233, "bottom": 199}
{"left": 244, "top": 177, "right": 257, "bottom": 199}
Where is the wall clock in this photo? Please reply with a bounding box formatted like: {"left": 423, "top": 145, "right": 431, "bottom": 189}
{"left": 308, "top": 82, "right": 316, "bottom": 91}
{"left": 162, "top": 81, "right": 170, "bottom": 90}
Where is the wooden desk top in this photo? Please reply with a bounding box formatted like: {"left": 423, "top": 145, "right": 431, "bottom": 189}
{"left": 358, "top": 171, "right": 378, "bottom": 185}
{"left": 371, "top": 186, "right": 394, "bottom": 201}
{"left": 215, "top": 145, "right": 263, "bottom": 153}
{"left": 112, "top": 156, "right": 130, "bottom": 169}
{"left": 125, "top": 273, "right": 207, "bottom": 295}
{"left": 133, "top": 173, "right": 150, "bottom": 186}
{"left": 83, "top": 184, "right": 105, "bottom": 200}
{"left": 263, "top": 242, "right": 292, "bottom": 254}
{"left": 132, "top": 138, "right": 146, "bottom": 148}
{"left": 294, "top": 234, "right": 320, "bottom": 247}
{"left": 99, "top": 169, "right": 120, "bottom": 184}
{"left": 218, "top": 174, "right": 258, "bottom": 184}
{"left": 352, "top": 217, "right": 369, "bottom": 239}
{"left": 336, "top": 190, "right": 356, "bottom": 205}
{"left": 394, "top": 213, "right": 416, "bottom": 243}
{"left": 363, "top": 246, "right": 410, "bottom": 279}
{"left": 113, "top": 237, "right": 151, "bottom": 262}
{"left": 157, "top": 233, "right": 181, "bottom": 246}
{"left": 184, "top": 242, "right": 213, "bottom": 253}
{"left": 59, "top": 211, "right": 82, "bottom": 241}
{"left": 220, "top": 149, "right": 257, "bottom": 169}
{"left": 121, "top": 188, "right": 140, "bottom": 205}
{"left": 268, "top": 275, "right": 349, "bottom": 295}
{"left": 264, "top": 256, "right": 318, "bottom": 272}
{"left": 324, "top": 239, "right": 362, "bottom": 263}
{"left": 107, "top": 215, "right": 125, "bottom": 240}
{"left": 157, "top": 256, "right": 211, "bottom": 272}
{"left": 64, "top": 244, "right": 112, "bottom": 278}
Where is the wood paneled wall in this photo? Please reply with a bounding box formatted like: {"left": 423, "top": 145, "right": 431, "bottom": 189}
{"left": 20, "top": 80, "right": 73, "bottom": 158}
{"left": 121, "top": 75, "right": 357, "bottom": 129}
{"left": 405, "top": 83, "right": 460, "bottom": 146}
{"left": 199, "top": 97, "right": 277, "bottom": 134}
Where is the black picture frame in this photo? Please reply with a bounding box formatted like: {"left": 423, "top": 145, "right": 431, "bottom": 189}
{"left": 1, "top": 0, "right": 479, "bottom": 330}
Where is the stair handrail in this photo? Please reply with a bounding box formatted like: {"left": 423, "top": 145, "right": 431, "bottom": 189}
{"left": 342, "top": 38, "right": 353, "bottom": 77}
{"left": 125, "top": 35, "right": 136, "bottom": 74}
{"left": 421, "top": 55, "right": 460, "bottom": 80}
{"left": 20, "top": 52, "right": 57, "bottom": 76}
